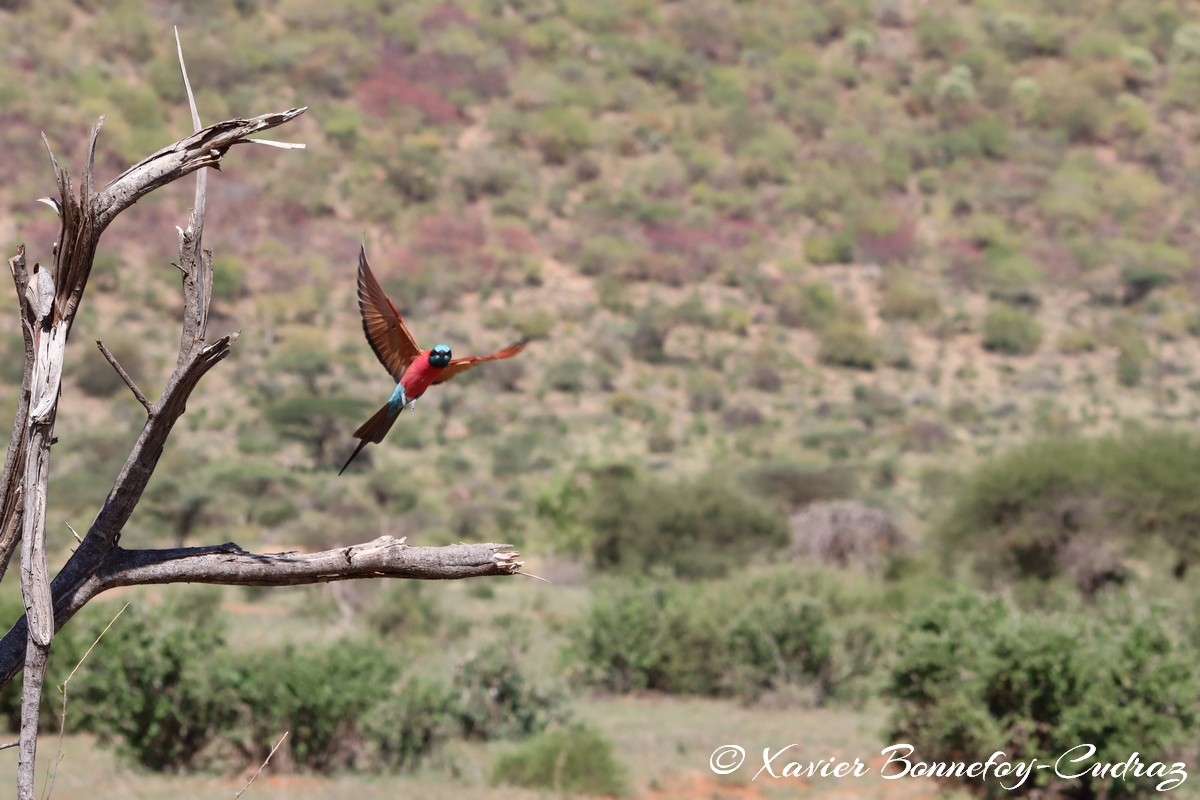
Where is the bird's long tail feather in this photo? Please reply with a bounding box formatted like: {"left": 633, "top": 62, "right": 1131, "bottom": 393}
{"left": 338, "top": 402, "right": 402, "bottom": 475}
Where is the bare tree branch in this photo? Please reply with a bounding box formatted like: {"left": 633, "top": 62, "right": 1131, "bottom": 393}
{"left": 0, "top": 37, "right": 526, "bottom": 796}
{"left": 175, "top": 27, "right": 211, "bottom": 364}
{"left": 6, "top": 103, "right": 303, "bottom": 798}
{"left": 0, "top": 540, "right": 522, "bottom": 686}
{"left": 95, "top": 108, "right": 306, "bottom": 232}
{"left": 17, "top": 250, "right": 67, "bottom": 800}
{"left": 15, "top": 640, "right": 45, "bottom": 796}
{"left": 236, "top": 730, "right": 289, "bottom": 800}
{"left": 95, "top": 340, "right": 152, "bottom": 414}
{"left": 0, "top": 248, "right": 35, "bottom": 581}
{"left": 102, "top": 538, "right": 523, "bottom": 588}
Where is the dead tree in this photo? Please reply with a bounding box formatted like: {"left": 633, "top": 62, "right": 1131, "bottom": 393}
{"left": 0, "top": 43, "right": 521, "bottom": 799}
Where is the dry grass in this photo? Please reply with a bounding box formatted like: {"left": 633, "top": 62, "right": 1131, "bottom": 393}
{"left": 0, "top": 696, "right": 960, "bottom": 800}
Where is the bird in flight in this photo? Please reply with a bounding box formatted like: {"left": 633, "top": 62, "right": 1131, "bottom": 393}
{"left": 339, "top": 246, "right": 527, "bottom": 474}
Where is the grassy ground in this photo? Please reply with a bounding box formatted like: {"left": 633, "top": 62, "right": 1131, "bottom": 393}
{"left": 0, "top": 578, "right": 961, "bottom": 800}
{"left": 0, "top": 698, "right": 952, "bottom": 800}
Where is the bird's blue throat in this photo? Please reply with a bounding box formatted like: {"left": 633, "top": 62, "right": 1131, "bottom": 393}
{"left": 387, "top": 384, "right": 409, "bottom": 417}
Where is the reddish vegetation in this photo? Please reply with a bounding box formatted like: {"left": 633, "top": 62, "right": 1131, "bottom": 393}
{"left": 856, "top": 216, "right": 918, "bottom": 265}
{"left": 942, "top": 236, "right": 986, "bottom": 290}
{"left": 414, "top": 212, "right": 488, "bottom": 260}
{"left": 1030, "top": 239, "right": 1082, "bottom": 283}
{"left": 636, "top": 217, "right": 769, "bottom": 284}
{"left": 357, "top": 67, "right": 465, "bottom": 124}
{"left": 497, "top": 225, "right": 539, "bottom": 255}
{"left": 421, "top": 3, "right": 476, "bottom": 33}
{"left": 379, "top": 213, "right": 532, "bottom": 297}
{"left": 643, "top": 219, "right": 760, "bottom": 255}
{"left": 356, "top": 48, "right": 507, "bottom": 124}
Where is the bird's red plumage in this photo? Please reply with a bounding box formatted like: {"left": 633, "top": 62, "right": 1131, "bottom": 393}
{"left": 400, "top": 351, "right": 442, "bottom": 400}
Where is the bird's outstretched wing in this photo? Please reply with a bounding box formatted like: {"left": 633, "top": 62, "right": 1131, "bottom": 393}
{"left": 357, "top": 245, "right": 421, "bottom": 381}
{"left": 432, "top": 339, "right": 528, "bottom": 385}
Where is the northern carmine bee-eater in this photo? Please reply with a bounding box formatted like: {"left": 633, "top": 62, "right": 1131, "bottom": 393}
{"left": 339, "top": 246, "right": 527, "bottom": 474}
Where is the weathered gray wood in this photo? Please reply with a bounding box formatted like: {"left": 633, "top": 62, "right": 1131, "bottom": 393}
{"left": 0, "top": 248, "right": 35, "bottom": 582}
{"left": 0, "top": 540, "right": 523, "bottom": 687}
{"left": 0, "top": 74, "right": 527, "bottom": 798}
{"left": 104, "top": 538, "right": 522, "bottom": 587}
{"left": 95, "top": 339, "right": 152, "bottom": 413}
{"left": 15, "top": 638, "right": 45, "bottom": 799}
{"left": 95, "top": 109, "right": 306, "bottom": 232}
{"left": 20, "top": 268, "right": 64, "bottom": 648}
{"left": 7, "top": 103, "right": 306, "bottom": 800}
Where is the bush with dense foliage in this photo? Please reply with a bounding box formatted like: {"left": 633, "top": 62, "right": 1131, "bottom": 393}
{"left": 72, "top": 592, "right": 240, "bottom": 771}
{"left": 818, "top": 320, "right": 881, "bottom": 370}
{"left": 890, "top": 592, "right": 1198, "bottom": 799}
{"left": 938, "top": 431, "right": 1200, "bottom": 591}
{"left": 569, "top": 569, "right": 889, "bottom": 702}
{"left": 58, "top": 595, "right": 564, "bottom": 773}
{"left": 981, "top": 303, "right": 1043, "bottom": 355}
{"left": 492, "top": 726, "right": 629, "bottom": 797}
{"left": 573, "top": 465, "right": 790, "bottom": 578}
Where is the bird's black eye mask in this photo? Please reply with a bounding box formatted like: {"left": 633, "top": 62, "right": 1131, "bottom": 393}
{"left": 430, "top": 344, "right": 452, "bottom": 368}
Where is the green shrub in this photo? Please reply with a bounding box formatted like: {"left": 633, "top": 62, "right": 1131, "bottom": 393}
{"left": 1116, "top": 343, "right": 1144, "bottom": 388}
{"left": 73, "top": 592, "right": 239, "bottom": 771}
{"left": 452, "top": 640, "right": 566, "bottom": 741}
{"left": 737, "top": 125, "right": 798, "bottom": 186}
{"left": 531, "top": 107, "right": 592, "bottom": 165}
{"left": 879, "top": 273, "right": 940, "bottom": 322}
{"left": 981, "top": 304, "right": 1042, "bottom": 355}
{"left": 916, "top": 11, "right": 965, "bottom": 59}
{"left": 384, "top": 134, "right": 444, "bottom": 203}
{"left": 818, "top": 321, "right": 880, "bottom": 370}
{"left": 724, "top": 597, "right": 835, "bottom": 698}
{"left": 890, "top": 592, "right": 1198, "bottom": 799}
{"left": 852, "top": 384, "right": 907, "bottom": 426}
{"left": 939, "top": 431, "right": 1200, "bottom": 587}
{"left": 1172, "top": 22, "right": 1200, "bottom": 62}
{"left": 804, "top": 232, "right": 855, "bottom": 265}
{"left": 570, "top": 570, "right": 884, "bottom": 702}
{"left": 739, "top": 461, "right": 857, "bottom": 511}
{"left": 568, "top": 580, "right": 724, "bottom": 694}
{"left": 1120, "top": 265, "right": 1173, "bottom": 305}
{"left": 0, "top": 596, "right": 93, "bottom": 733}
{"left": 775, "top": 281, "right": 839, "bottom": 330}
{"left": 265, "top": 395, "right": 371, "bottom": 466}
{"left": 232, "top": 640, "right": 401, "bottom": 772}
{"left": 67, "top": 595, "right": 552, "bottom": 774}
{"left": 1121, "top": 45, "right": 1158, "bottom": 89}
{"left": 361, "top": 676, "right": 453, "bottom": 771}
{"left": 72, "top": 336, "right": 147, "bottom": 398}
{"left": 544, "top": 356, "right": 587, "bottom": 393}
{"left": 629, "top": 312, "right": 671, "bottom": 363}
{"left": 455, "top": 149, "right": 522, "bottom": 201}
{"left": 984, "top": 251, "right": 1042, "bottom": 306}
{"left": 935, "top": 64, "right": 976, "bottom": 114}
{"left": 365, "top": 582, "right": 444, "bottom": 639}
{"left": 580, "top": 467, "right": 789, "bottom": 579}
{"left": 211, "top": 254, "right": 248, "bottom": 303}
{"left": 492, "top": 726, "right": 629, "bottom": 796}
{"left": 577, "top": 234, "right": 636, "bottom": 277}
{"left": 1056, "top": 327, "right": 1097, "bottom": 354}
{"left": 321, "top": 103, "right": 363, "bottom": 150}
{"left": 491, "top": 428, "right": 550, "bottom": 476}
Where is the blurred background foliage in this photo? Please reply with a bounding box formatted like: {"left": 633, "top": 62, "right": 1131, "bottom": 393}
{"left": 1, "top": 0, "right": 1199, "bottom": 796}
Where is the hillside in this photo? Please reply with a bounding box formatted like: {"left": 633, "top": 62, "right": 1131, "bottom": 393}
{"left": 3, "top": 1, "right": 1200, "bottom": 795}
{"left": 3, "top": 0, "right": 1199, "bottom": 565}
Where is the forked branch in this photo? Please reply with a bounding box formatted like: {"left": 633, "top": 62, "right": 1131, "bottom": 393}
{"left": 1, "top": 44, "right": 527, "bottom": 800}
